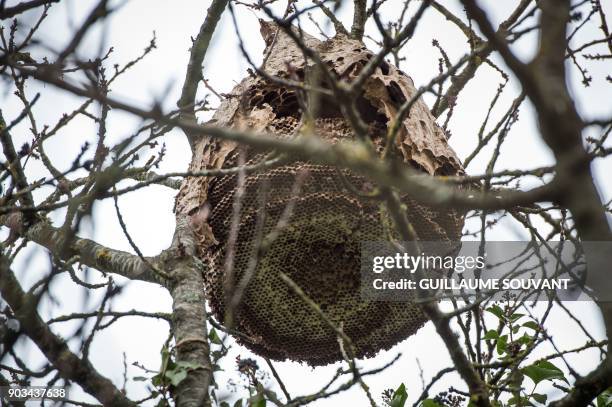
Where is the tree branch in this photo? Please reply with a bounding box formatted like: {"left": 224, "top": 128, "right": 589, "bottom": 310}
{"left": 421, "top": 303, "right": 491, "bottom": 407}
{"left": 0, "top": 0, "right": 58, "bottom": 19}
{"left": 313, "top": 0, "right": 348, "bottom": 36}
{"left": 6, "top": 55, "right": 561, "bottom": 213}
{"left": 1, "top": 214, "right": 162, "bottom": 283}
{"left": 0, "top": 110, "right": 36, "bottom": 222}
{"left": 57, "top": 0, "right": 111, "bottom": 63}
{"left": 460, "top": 0, "right": 536, "bottom": 100}
{"left": 167, "top": 215, "right": 213, "bottom": 407}
{"left": 460, "top": 0, "right": 611, "bottom": 237}
{"left": 463, "top": 1, "right": 612, "bottom": 404}
{"left": 431, "top": 0, "right": 532, "bottom": 117}
{"left": 177, "top": 0, "right": 229, "bottom": 150}
{"left": 550, "top": 357, "right": 612, "bottom": 406}
{"left": 350, "top": 0, "right": 367, "bottom": 40}
{"left": 0, "top": 256, "right": 136, "bottom": 406}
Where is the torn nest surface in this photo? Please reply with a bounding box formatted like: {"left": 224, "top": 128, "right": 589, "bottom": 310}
{"left": 175, "top": 22, "right": 465, "bottom": 365}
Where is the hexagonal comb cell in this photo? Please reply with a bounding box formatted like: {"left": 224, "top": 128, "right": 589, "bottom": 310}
{"left": 202, "top": 120, "right": 464, "bottom": 365}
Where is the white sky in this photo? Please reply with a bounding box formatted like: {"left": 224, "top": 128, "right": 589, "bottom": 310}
{"left": 1, "top": 0, "right": 611, "bottom": 405}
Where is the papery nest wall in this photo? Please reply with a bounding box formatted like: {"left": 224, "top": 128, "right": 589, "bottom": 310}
{"left": 175, "top": 22, "right": 466, "bottom": 365}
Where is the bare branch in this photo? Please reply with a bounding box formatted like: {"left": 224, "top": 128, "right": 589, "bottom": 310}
{"left": 5, "top": 63, "right": 558, "bottom": 212}
{"left": 0, "top": 0, "right": 58, "bottom": 19}
{"left": 57, "top": 0, "right": 111, "bottom": 63}
{"left": 177, "top": 0, "right": 229, "bottom": 149}
{"left": 1, "top": 214, "right": 162, "bottom": 283}
{"left": 0, "top": 257, "right": 137, "bottom": 406}
{"left": 168, "top": 215, "right": 214, "bottom": 407}
{"left": 350, "top": 0, "right": 367, "bottom": 40}
{"left": 312, "top": 0, "right": 348, "bottom": 36}
{"left": 550, "top": 357, "right": 612, "bottom": 407}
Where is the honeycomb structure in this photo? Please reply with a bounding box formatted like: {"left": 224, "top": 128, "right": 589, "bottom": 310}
{"left": 175, "top": 24, "right": 466, "bottom": 365}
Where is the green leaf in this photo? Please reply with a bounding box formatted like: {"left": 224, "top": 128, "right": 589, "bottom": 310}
{"left": 508, "top": 395, "right": 530, "bottom": 405}
{"left": 132, "top": 376, "right": 148, "bottom": 382}
{"left": 523, "top": 321, "right": 540, "bottom": 330}
{"left": 157, "top": 360, "right": 203, "bottom": 388}
{"left": 220, "top": 402, "right": 230, "bottom": 407}
{"left": 532, "top": 393, "right": 547, "bottom": 404}
{"left": 522, "top": 360, "right": 568, "bottom": 386}
{"left": 390, "top": 383, "right": 408, "bottom": 407}
{"left": 165, "top": 368, "right": 188, "bottom": 387}
{"left": 509, "top": 313, "right": 525, "bottom": 322}
{"left": 422, "top": 399, "right": 442, "bottom": 407}
{"left": 597, "top": 387, "right": 612, "bottom": 407}
{"left": 518, "top": 332, "right": 532, "bottom": 345}
{"left": 496, "top": 334, "right": 508, "bottom": 355}
{"left": 159, "top": 344, "right": 171, "bottom": 371}
{"left": 208, "top": 328, "right": 223, "bottom": 345}
{"left": 233, "top": 400, "right": 244, "bottom": 407}
{"left": 152, "top": 373, "right": 162, "bottom": 387}
{"left": 486, "top": 305, "right": 505, "bottom": 320}
{"left": 483, "top": 330, "right": 499, "bottom": 340}
{"left": 250, "top": 395, "right": 266, "bottom": 407}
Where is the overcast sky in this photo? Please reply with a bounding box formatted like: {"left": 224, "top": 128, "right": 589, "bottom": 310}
{"left": 2, "top": 0, "right": 611, "bottom": 405}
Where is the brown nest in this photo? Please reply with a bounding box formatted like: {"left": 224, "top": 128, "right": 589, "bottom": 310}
{"left": 175, "top": 23, "right": 465, "bottom": 365}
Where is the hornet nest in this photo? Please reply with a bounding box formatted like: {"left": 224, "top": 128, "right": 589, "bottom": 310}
{"left": 175, "top": 21, "right": 466, "bottom": 365}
